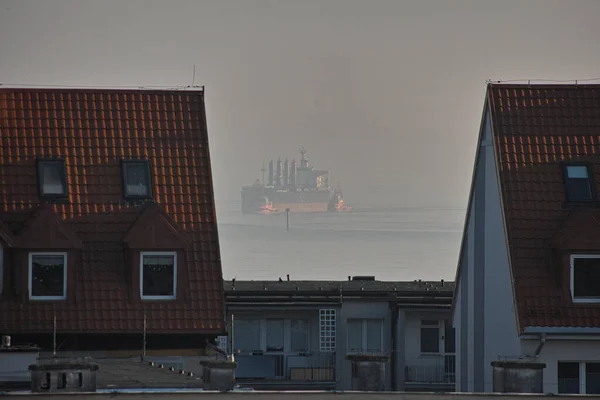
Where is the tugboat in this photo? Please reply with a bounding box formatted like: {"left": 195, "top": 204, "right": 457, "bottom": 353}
{"left": 258, "top": 197, "right": 278, "bottom": 214}
{"left": 328, "top": 184, "right": 353, "bottom": 212}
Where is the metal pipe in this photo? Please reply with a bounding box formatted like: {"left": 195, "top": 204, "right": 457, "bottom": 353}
{"left": 53, "top": 314, "right": 57, "bottom": 357}
{"left": 390, "top": 304, "right": 398, "bottom": 391}
{"left": 533, "top": 333, "right": 546, "bottom": 357}
{"left": 143, "top": 313, "right": 147, "bottom": 357}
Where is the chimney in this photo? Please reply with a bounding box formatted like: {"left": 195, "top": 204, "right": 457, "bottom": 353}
{"left": 352, "top": 276, "right": 375, "bottom": 281}
{"left": 287, "top": 274, "right": 290, "bottom": 281}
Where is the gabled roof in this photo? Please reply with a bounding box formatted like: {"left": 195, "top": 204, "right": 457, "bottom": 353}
{"left": 456, "top": 82, "right": 600, "bottom": 331}
{"left": 124, "top": 203, "right": 190, "bottom": 249}
{"left": 0, "top": 88, "right": 224, "bottom": 334}
{"left": 14, "top": 204, "right": 82, "bottom": 249}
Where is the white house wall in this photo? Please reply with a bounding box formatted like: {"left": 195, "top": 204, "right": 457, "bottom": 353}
{"left": 481, "top": 107, "right": 520, "bottom": 392}
{"left": 403, "top": 311, "right": 454, "bottom": 388}
{"left": 337, "top": 301, "right": 392, "bottom": 390}
{"left": 454, "top": 104, "right": 520, "bottom": 392}
{"left": 521, "top": 338, "right": 600, "bottom": 394}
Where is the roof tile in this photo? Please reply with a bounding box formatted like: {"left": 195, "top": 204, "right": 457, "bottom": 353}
{"left": 490, "top": 83, "right": 600, "bottom": 330}
{"left": 0, "top": 88, "right": 224, "bottom": 334}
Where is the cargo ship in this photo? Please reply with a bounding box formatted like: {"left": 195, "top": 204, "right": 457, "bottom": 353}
{"left": 241, "top": 148, "right": 350, "bottom": 214}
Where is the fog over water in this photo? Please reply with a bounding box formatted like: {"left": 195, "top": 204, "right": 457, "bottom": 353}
{"left": 2, "top": 0, "right": 599, "bottom": 280}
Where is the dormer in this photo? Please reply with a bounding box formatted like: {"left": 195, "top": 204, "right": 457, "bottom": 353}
{"left": 552, "top": 208, "right": 600, "bottom": 304}
{"left": 123, "top": 203, "right": 189, "bottom": 301}
{"left": 12, "top": 205, "right": 82, "bottom": 301}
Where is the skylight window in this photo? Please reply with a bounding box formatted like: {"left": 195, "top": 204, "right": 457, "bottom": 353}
{"left": 36, "top": 159, "right": 68, "bottom": 200}
{"left": 564, "top": 164, "right": 594, "bottom": 202}
{"left": 121, "top": 160, "right": 152, "bottom": 199}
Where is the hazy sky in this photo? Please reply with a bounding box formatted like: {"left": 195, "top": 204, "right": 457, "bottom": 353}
{"left": 2, "top": 0, "right": 600, "bottom": 209}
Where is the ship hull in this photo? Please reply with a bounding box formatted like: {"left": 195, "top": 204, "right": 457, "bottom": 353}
{"left": 271, "top": 202, "right": 329, "bottom": 213}
{"left": 241, "top": 186, "right": 330, "bottom": 214}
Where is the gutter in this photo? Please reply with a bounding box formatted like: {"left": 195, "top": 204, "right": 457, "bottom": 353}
{"left": 390, "top": 302, "right": 398, "bottom": 391}
{"left": 533, "top": 333, "right": 546, "bottom": 357}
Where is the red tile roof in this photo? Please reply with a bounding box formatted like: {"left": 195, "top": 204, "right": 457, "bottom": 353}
{"left": 489, "top": 83, "right": 600, "bottom": 330}
{"left": 0, "top": 88, "right": 225, "bottom": 334}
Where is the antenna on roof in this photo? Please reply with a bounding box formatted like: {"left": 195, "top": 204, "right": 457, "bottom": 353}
{"left": 53, "top": 313, "right": 57, "bottom": 357}
{"left": 192, "top": 65, "right": 196, "bottom": 87}
{"left": 143, "top": 313, "right": 147, "bottom": 357}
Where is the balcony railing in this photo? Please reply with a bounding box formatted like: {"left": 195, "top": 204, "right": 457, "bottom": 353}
{"left": 234, "top": 351, "right": 335, "bottom": 382}
{"left": 405, "top": 354, "right": 455, "bottom": 384}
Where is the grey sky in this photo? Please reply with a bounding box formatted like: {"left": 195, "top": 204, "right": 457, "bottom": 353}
{"left": 2, "top": 0, "right": 600, "bottom": 209}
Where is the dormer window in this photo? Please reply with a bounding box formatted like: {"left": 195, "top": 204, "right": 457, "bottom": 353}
{"left": 564, "top": 164, "right": 594, "bottom": 202}
{"left": 121, "top": 160, "right": 152, "bottom": 199}
{"left": 571, "top": 254, "right": 600, "bottom": 303}
{"left": 140, "top": 252, "right": 176, "bottom": 300}
{"left": 36, "top": 159, "right": 68, "bottom": 200}
{"left": 29, "top": 252, "right": 67, "bottom": 300}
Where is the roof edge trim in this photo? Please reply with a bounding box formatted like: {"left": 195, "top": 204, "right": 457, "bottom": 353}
{"left": 524, "top": 326, "right": 600, "bottom": 334}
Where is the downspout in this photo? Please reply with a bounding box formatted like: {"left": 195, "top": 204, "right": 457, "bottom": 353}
{"left": 533, "top": 333, "right": 546, "bottom": 358}
{"left": 390, "top": 302, "right": 398, "bottom": 391}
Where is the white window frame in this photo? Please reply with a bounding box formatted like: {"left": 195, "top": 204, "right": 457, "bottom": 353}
{"left": 28, "top": 252, "right": 67, "bottom": 301}
{"left": 570, "top": 254, "right": 600, "bottom": 303}
{"left": 558, "top": 361, "right": 600, "bottom": 394}
{"left": 319, "top": 309, "right": 337, "bottom": 352}
{"left": 347, "top": 318, "right": 384, "bottom": 354}
{"left": 140, "top": 251, "right": 177, "bottom": 300}
{"left": 420, "top": 319, "right": 441, "bottom": 354}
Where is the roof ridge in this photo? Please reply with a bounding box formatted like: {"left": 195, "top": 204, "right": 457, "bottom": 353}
{"left": 488, "top": 78, "right": 600, "bottom": 86}
{"left": 0, "top": 84, "right": 205, "bottom": 91}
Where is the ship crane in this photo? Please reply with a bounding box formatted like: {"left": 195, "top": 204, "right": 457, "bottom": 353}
{"left": 299, "top": 146, "right": 309, "bottom": 168}
{"left": 261, "top": 162, "right": 266, "bottom": 185}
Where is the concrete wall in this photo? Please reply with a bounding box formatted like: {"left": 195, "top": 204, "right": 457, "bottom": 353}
{"left": 0, "top": 390, "right": 593, "bottom": 399}
{"left": 0, "top": 351, "right": 38, "bottom": 383}
{"left": 454, "top": 105, "right": 521, "bottom": 392}
{"left": 521, "top": 337, "right": 600, "bottom": 394}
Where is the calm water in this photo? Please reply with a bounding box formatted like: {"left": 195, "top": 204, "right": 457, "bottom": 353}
{"left": 216, "top": 202, "right": 465, "bottom": 282}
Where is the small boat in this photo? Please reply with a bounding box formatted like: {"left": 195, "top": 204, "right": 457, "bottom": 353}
{"left": 328, "top": 184, "right": 352, "bottom": 212}
{"left": 333, "top": 198, "right": 353, "bottom": 212}
{"left": 258, "top": 197, "right": 278, "bottom": 214}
